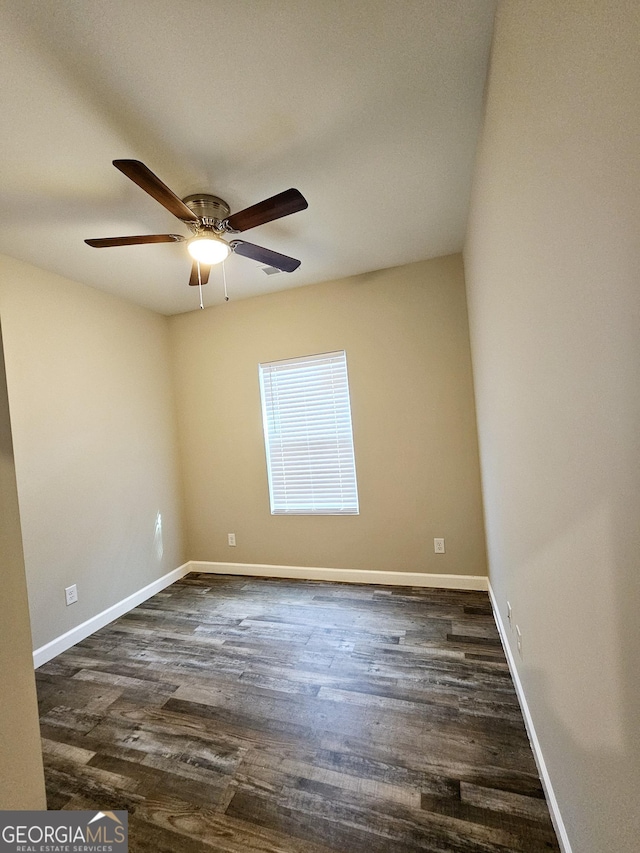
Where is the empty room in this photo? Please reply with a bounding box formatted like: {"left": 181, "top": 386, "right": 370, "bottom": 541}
{"left": 0, "top": 2, "right": 638, "bottom": 852}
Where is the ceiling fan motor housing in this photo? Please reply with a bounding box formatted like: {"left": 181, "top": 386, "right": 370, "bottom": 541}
{"left": 182, "top": 194, "right": 230, "bottom": 232}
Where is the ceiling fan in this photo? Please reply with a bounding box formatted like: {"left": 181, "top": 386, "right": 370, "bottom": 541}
{"left": 85, "top": 160, "right": 308, "bottom": 287}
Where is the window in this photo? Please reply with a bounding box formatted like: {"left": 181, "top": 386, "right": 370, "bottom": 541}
{"left": 259, "top": 350, "right": 359, "bottom": 515}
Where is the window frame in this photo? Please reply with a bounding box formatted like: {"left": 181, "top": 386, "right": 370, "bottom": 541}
{"left": 258, "top": 350, "right": 360, "bottom": 516}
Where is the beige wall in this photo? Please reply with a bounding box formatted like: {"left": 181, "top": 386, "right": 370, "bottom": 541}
{"left": 464, "top": 2, "right": 640, "bottom": 850}
{"left": 0, "top": 324, "right": 46, "bottom": 808}
{"left": 170, "top": 255, "right": 486, "bottom": 577}
{"left": 0, "top": 254, "right": 185, "bottom": 650}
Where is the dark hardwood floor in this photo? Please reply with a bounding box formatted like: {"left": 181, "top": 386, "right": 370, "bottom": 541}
{"left": 35, "top": 573, "right": 560, "bottom": 852}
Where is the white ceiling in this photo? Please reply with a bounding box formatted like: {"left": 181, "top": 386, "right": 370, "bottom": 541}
{"left": 0, "top": 1, "right": 496, "bottom": 315}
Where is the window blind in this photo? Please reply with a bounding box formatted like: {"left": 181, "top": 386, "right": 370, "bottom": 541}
{"left": 259, "top": 350, "right": 359, "bottom": 515}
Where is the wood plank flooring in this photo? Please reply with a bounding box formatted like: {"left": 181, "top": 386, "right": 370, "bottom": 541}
{"left": 35, "top": 573, "right": 560, "bottom": 852}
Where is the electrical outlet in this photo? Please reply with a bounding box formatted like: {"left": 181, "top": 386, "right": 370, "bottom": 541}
{"left": 507, "top": 600, "right": 513, "bottom": 628}
{"left": 228, "top": 533, "right": 236, "bottom": 546}
{"left": 434, "top": 538, "right": 445, "bottom": 554}
{"left": 65, "top": 584, "right": 78, "bottom": 606}
{"left": 516, "top": 625, "right": 523, "bottom": 658}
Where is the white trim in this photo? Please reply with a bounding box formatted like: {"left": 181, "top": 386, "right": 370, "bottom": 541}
{"left": 487, "top": 582, "right": 572, "bottom": 853}
{"left": 33, "top": 564, "right": 191, "bottom": 669}
{"left": 32, "top": 561, "right": 486, "bottom": 669}
{"left": 187, "top": 561, "right": 488, "bottom": 590}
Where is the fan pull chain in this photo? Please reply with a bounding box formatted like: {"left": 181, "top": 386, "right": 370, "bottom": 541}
{"left": 222, "top": 259, "right": 229, "bottom": 301}
{"left": 197, "top": 261, "right": 204, "bottom": 310}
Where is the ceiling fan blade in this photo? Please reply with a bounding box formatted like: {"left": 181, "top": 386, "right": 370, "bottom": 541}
{"left": 113, "top": 159, "right": 199, "bottom": 223}
{"left": 189, "top": 261, "right": 211, "bottom": 286}
{"left": 231, "top": 240, "right": 301, "bottom": 272}
{"left": 226, "top": 188, "right": 308, "bottom": 233}
{"left": 85, "top": 234, "right": 186, "bottom": 248}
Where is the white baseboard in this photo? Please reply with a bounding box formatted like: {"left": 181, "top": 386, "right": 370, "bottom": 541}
{"left": 32, "top": 560, "right": 487, "bottom": 667}
{"left": 187, "top": 561, "right": 488, "bottom": 590}
{"left": 487, "top": 583, "right": 572, "bottom": 853}
{"left": 33, "top": 563, "right": 191, "bottom": 669}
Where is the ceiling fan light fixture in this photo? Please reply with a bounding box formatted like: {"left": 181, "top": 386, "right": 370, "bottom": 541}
{"left": 85, "top": 161, "right": 305, "bottom": 289}
{"left": 187, "top": 234, "right": 230, "bottom": 265}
